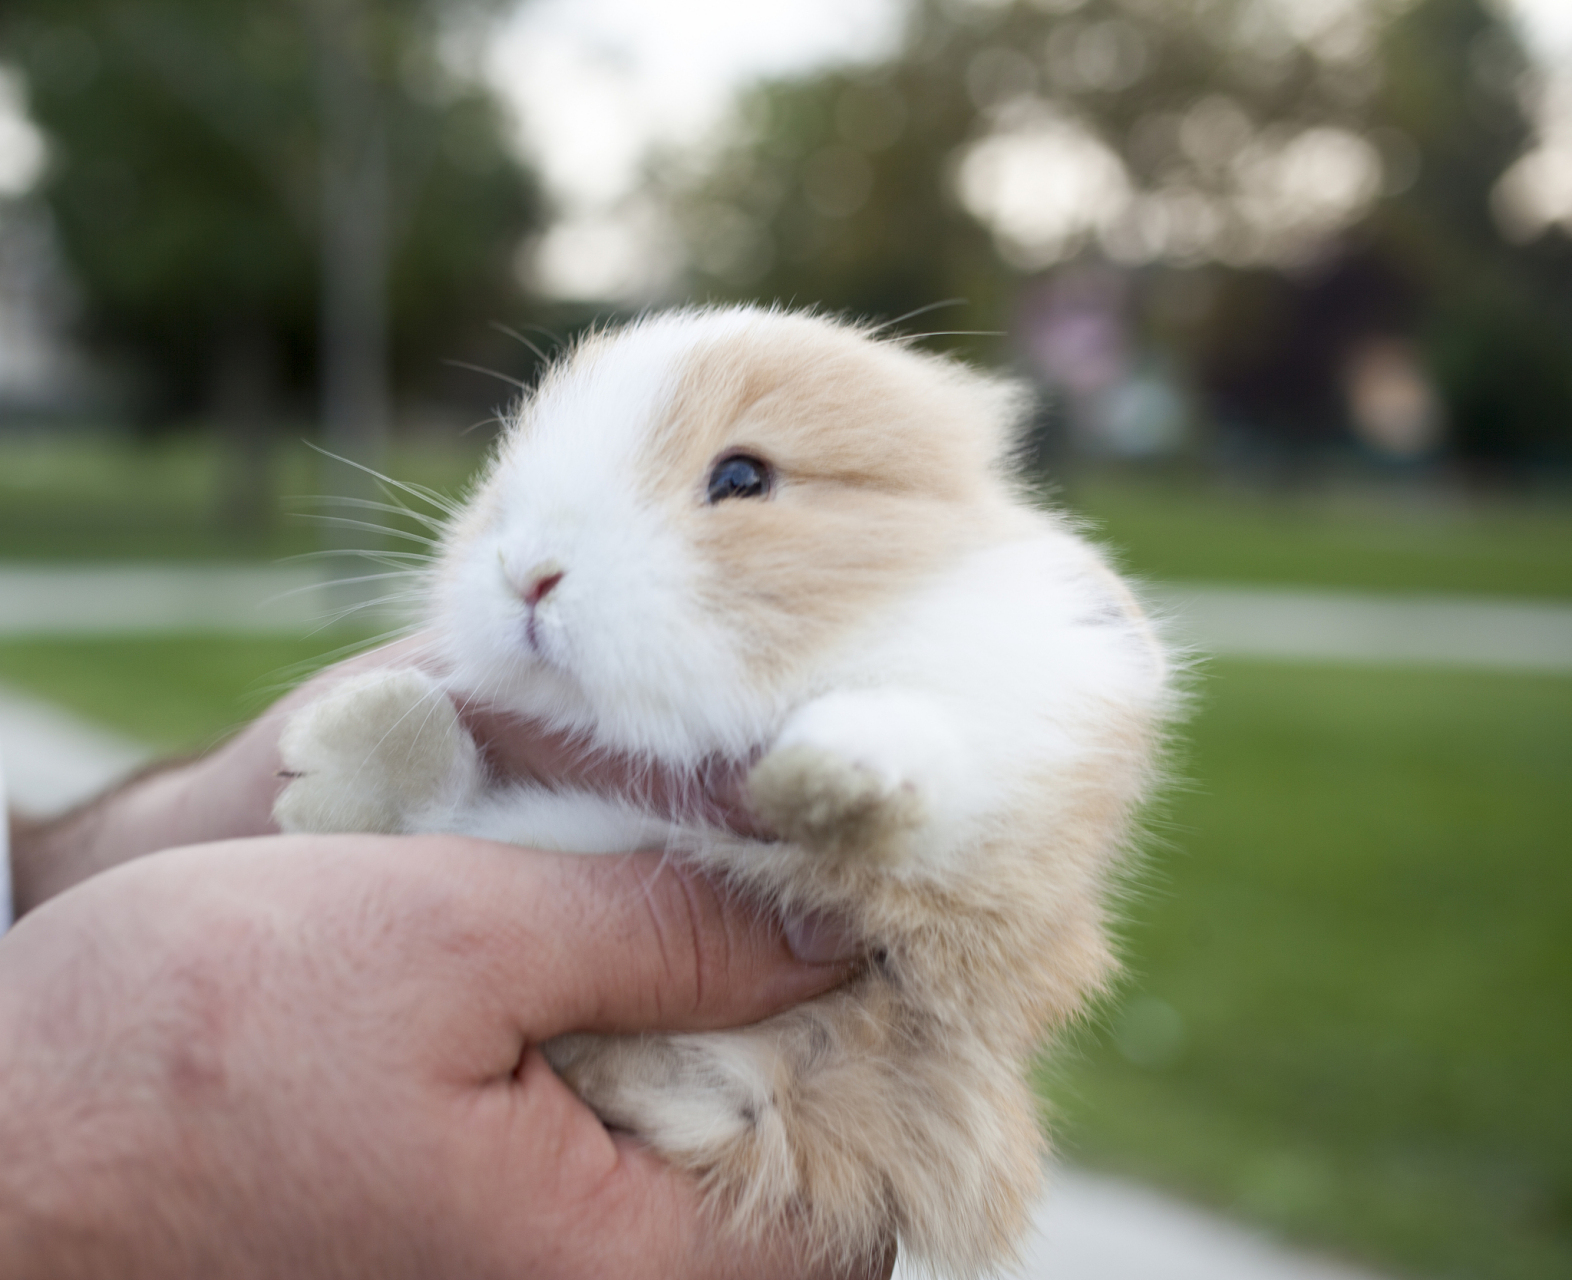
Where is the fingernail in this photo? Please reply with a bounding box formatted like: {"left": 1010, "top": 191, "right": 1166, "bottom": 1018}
{"left": 783, "top": 911, "right": 861, "bottom": 964}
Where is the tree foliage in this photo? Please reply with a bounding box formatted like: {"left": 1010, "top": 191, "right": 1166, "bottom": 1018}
{"left": 668, "top": 0, "right": 1572, "bottom": 470}
{"left": 1, "top": 0, "right": 542, "bottom": 422}
{"left": 670, "top": 0, "right": 1394, "bottom": 331}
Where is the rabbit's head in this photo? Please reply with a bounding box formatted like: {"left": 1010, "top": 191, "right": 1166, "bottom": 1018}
{"left": 435, "top": 307, "right": 1029, "bottom": 762}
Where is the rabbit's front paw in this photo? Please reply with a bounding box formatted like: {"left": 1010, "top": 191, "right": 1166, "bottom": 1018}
{"left": 747, "top": 744, "right": 922, "bottom": 860}
{"left": 274, "top": 668, "right": 482, "bottom": 835}
{"left": 748, "top": 689, "right": 971, "bottom": 862}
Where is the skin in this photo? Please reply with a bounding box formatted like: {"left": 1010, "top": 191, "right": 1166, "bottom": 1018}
{"left": 0, "top": 643, "right": 893, "bottom": 1279}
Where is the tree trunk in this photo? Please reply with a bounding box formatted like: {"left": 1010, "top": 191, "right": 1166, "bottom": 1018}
{"left": 313, "top": 0, "right": 391, "bottom": 618}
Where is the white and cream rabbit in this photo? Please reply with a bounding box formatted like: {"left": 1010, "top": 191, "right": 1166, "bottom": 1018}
{"left": 275, "top": 306, "right": 1172, "bottom": 1278}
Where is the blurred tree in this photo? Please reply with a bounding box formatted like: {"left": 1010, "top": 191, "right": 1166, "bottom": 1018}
{"left": 667, "top": 0, "right": 1571, "bottom": 475}
{"left": 664, "top": 52, "right": 1001, "bottom": 344}
{"left": 0, "top": 0, "right": 542, "bottom": 527}
{"left": 1368, "top": 0, "right": 1572, "bottom": 473}
{"left": 665, "top": 0, "right": 1381, "bottom": 351}
{"left": 1198, "top": 0, "right": 1572, "bottom": 476}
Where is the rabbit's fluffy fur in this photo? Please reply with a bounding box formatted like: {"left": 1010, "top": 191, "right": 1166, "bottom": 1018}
{"left": 275, "top": 306, "right": 1172, "bottom": 1277}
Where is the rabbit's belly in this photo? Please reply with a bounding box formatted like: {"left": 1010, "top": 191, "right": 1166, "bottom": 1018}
{"left": 437, "top": 784, "right": 677, "bottom": 855}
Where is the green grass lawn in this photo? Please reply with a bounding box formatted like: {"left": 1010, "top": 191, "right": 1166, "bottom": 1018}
{"left": 0, "top": 434, "right": 486, "bottom": 563}
{"left": 1061, "top": 473, "right": 1572, "bottom": 600}
{"left": 1049, "top": 661, "right": 1572, "bottom": 1280}
{"left": 0, "top": 635, "right": 361, "bottom": 752}
{"left": 0, "top": 635, "right": 1567, "bottom": 1278}
{"left": 3, "top": 434, "right": 1570, "bottom": 597}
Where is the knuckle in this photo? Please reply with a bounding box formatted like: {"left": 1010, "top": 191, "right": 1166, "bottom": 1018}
{"left": 647, "top": 867, "right": 722, "bottom": 1021}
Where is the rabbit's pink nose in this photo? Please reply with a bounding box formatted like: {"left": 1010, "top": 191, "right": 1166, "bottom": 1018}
{"left": 521, "top": 562, "right": 564, "bottom": 607}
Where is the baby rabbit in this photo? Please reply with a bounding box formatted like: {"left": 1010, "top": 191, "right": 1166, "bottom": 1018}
{"left": 275, "top": 306, "right": 1172, "bottom": 1278}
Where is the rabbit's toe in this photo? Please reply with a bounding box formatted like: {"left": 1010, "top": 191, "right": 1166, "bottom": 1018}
{"left": 747, "top": 744, "right": 924, "bottom": 860}
{"left": 274, "top": 668, "right": 481, "bottom": 834}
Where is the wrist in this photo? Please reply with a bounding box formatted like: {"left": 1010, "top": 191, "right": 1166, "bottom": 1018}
{"left": 9, "top": 704, "right": 300, "bottom": 917}
{"left": 10, "top": 758, "right": 197, "bottom": 915}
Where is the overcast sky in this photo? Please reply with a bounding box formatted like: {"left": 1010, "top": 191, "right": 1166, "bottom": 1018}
{"left": 482, "top": 0, "right": 903, "bottom": 211}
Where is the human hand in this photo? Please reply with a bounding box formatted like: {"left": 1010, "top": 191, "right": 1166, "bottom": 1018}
{"left": 0, "top": 833, "right": 889, "bottom": 1279}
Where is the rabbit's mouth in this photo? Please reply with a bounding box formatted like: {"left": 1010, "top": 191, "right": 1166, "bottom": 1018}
{"left": 520, "top": 605, "right": 567, "bottom": 670}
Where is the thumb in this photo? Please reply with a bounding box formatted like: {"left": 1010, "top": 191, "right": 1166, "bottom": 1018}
{"left": 447, "top": 843, "right": 862, "bottom": 1039}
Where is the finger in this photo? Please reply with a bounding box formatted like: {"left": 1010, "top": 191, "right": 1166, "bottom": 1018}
{"left": 459, "top": 703, "right": 602, "bottom": 789}
{"left": 460, "top": 708, "right": 769, "bottom": 836}
{"left": 133, "top": 835, "right": 858, "bottom": 1057}
{"left": 419, "top": 838, "right": 861, "bottom": 1039}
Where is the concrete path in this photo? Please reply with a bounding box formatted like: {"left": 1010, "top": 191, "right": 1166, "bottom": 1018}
{"left": 1148, "top": 583, "right": 1572, "bottom": 672}
{"left": 0, "top": 563, "right": 346, "bottom": 635}
{"left": 3, "top": 562, "right": 1570, "bottom": 672}
{"left": 993, "top": 1169, "right": 1390, "bottom": 1280}
{"left": 0, "top": 683, "right": 151, "bottom": 815}
{"left": 0, "top": 682, "right": 1400, "bottom": 1280}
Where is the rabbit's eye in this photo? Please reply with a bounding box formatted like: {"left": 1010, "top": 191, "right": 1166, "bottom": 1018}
{"left": 706, "top": 454, "right": 772, "bottom": 503}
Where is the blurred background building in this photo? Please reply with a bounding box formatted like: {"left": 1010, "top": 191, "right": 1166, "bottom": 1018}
{"left": 0, "top": 4, "right": 1568, "bottom": 1279}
